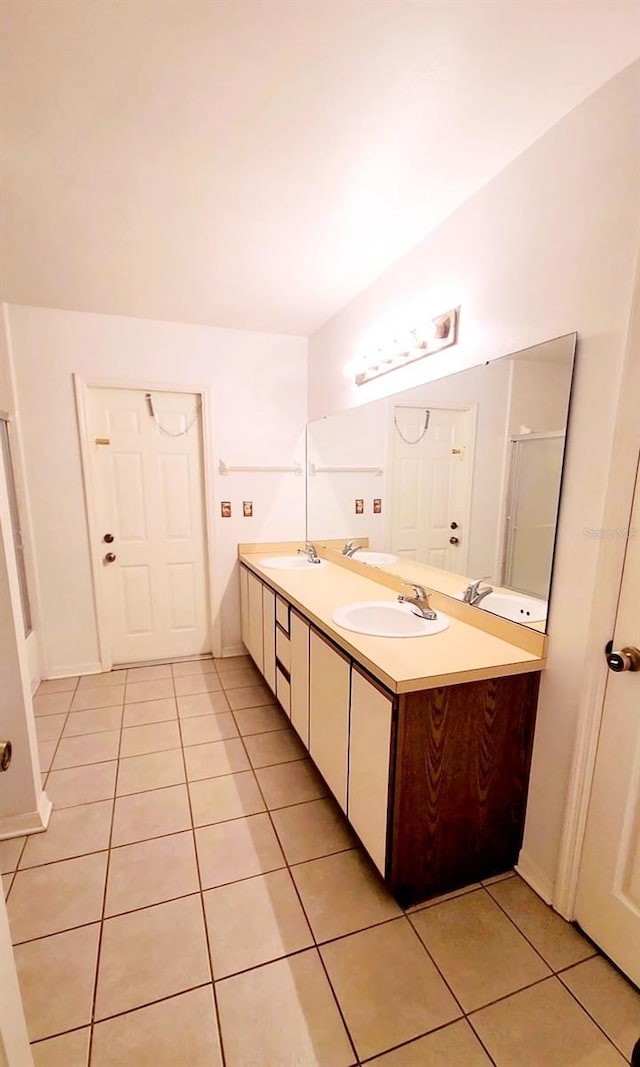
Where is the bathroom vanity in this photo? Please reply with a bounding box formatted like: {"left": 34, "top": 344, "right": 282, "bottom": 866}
{"left": 238, "top": 546, "right": 545, "bottom": 906}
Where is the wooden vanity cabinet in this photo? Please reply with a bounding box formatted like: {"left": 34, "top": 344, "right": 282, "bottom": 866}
{"left": 239, "top": 564, "right": 540, "bottom": 907}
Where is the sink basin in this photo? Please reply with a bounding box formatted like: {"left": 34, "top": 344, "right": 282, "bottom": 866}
{"left": 456, "top": 591, "right": 547, "bottom": 623}
{"left": 332, "top": 600, "right": 450, "bottom": 638}
{"left": 351, "top": 550, "right": 398, "bottom": 566}
{"left": 259, "top": 556, "right": 327, "bottom": 571}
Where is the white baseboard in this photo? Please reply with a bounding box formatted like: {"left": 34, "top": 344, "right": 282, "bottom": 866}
{"left": 0, "top": 790, "right": 52, "bottom": 840}
{"left": 221, "top": 643, "right": 248, "bottom": 658}
{"left": 43, "top": 661, "right": 105, "bottom": 680}
{"left": 516, "top": 849, "right": 555, "bottom": 905}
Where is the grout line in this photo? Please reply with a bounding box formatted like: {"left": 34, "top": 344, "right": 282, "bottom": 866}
{"left": 174, "top": 670, "right": 228, "bottom": 1067}
{"left": 86, "top": 680, "right": 126, "bottom": 1066}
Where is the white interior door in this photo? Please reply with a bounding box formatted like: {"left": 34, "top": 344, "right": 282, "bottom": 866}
{"left": 87, "top": 387, "right": 210, "bottom": 665}
{"left": 575, "top": 457, "right": 640, "bottom": 985}
{"left": 390, "top": 406, "right": 473, "bottom": 572}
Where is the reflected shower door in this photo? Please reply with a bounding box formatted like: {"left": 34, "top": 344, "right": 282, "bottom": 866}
{"left": 502, "top": 432, "right": 565, "bottom": 598}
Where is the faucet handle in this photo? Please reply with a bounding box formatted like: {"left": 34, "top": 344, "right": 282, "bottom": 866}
{"left": 404, "top": 583, "right": 427, "bottom": 599}
{"left": 468, "top": 575, "right": 492, "bottom": 589}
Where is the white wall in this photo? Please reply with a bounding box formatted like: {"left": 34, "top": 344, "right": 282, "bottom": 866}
{"left": 307, "top": 62, "right": 640, "bottom": 899}
{"left": 508, "top": 359, "right": 573, "bottom": 436}
{"left": 7, "top": 306, "right": 307, "bottom": 674}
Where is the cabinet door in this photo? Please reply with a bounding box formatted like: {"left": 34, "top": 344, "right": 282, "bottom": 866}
{"left": 348, "top": 668, "right": 393, "bottom": 876}
{"left": 309, "top": 631, "right": 350, "bottom": 811}
{"left": 240, "top": 566, "right": 250, "bottom": 651}
{"left": 246, "top": 570, "right": 264, "bottom": 673}
{"left": 290, "top": 611, "right": 309, "bottom": 744}
{"left": 262, "top": 586, "right": 276, "bottom": 692}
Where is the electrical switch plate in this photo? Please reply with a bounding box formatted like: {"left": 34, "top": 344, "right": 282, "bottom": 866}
{"left": 221, "top": 501, "right": 232, "bottom": 518}
{"left": 243, "top": 501, "right": 253, "bottom": 517}
{"left": 373, "top": 498, "right": 382, "bottom": 514}
{"left": 355, "top": 498, "right": 364, "bottom": 514}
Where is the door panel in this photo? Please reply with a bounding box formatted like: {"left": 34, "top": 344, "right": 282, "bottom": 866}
{"left": 309, "top": 631, "right": 350, "bottom": 811}
{"left": 575, "top": 458, "right": 640, "bottom": 985}
{"left": 87, "top": 387, "right": 209, "bottom": 664}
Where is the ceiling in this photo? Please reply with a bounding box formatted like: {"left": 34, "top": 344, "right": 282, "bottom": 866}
{"left": 1, "top": 0, "right": 638, "bottom": 336}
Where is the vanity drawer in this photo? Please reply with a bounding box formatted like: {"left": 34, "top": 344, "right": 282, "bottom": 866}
{"left": 276, "top": 596, "right": 290, "bottom": 634}
{"left": 276, "top": 665, "right": 291, "bottom": 715}
{"left": 276, "top": 626, "right": 291, "bottom": 672}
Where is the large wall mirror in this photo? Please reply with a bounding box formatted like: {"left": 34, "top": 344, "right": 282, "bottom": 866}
{"left": 306, "top": 333, "right": 577, "bottom": 632}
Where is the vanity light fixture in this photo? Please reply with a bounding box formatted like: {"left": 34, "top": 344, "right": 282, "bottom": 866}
{"left": 355, "top": 307, "right": 459, "bottom": 385}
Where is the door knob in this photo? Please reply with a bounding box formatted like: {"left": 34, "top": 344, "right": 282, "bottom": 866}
{"left": 0, "top": 740, "right": 12, "bottom": 772}
{"left": 449, "top": 536, "right": 459, "bottom": 545}
{"left": 103, "top": 533, "right": 114, "bottom": 543}
{"left": 606, "top": 644, "right": 640, "bottom": 673}
{"left": 104, "top": 552, "right": 117, "bottom": 564}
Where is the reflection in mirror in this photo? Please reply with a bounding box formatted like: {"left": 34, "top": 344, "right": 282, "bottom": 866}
{"left": 306, "top": 334, "right": 576, "bottom": 632}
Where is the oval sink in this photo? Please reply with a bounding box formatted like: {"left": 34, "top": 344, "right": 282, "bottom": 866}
{"left": 456, "top": 591, "right": 547, "bottom": 623}
{"left": 332, "top": 601, "right": 450, "bottom": 638}
{"left": 259, "top": 556, "right": 328, "bottom": 571}
{"left": 351, "top": 550, "right": 398, "bottom": 566}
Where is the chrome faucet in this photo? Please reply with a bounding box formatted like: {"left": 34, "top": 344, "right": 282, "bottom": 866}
{"left": 298, "top": 542, "right": 321, "bottom": 564}
{"left": 342, "top": 540, "right": 359, "bottom": 557}
{"left": 397, "top": 584, "right": 437, "bottom": 620}
{"left": 462, "top": 577, "right": 493, "bottom": 606}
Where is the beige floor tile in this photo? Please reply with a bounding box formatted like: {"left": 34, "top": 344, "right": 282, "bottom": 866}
{"left": 116, "top": 749, "right": 186, "bottom": 796}
{"left": 184, "top": 737, "right": 250, "bottom": 781}
{"left": 189, "top": 770, "right": 265, "bottom": 826}
{"left": 71, "top": 686, "right": 125, "bottom": 711}
{"left": 217, "top": 949, "right": 355, "bottom": 1067}
{"left": 8, "top": 852, "right": 107, "bottom": 942}
{"left": 3, "top": 871, "right": 14, "bottom": 898}
{"left": 219, "top": 666, "right": 262, "bottom": 690}
{"left": 0, "top": 836, "right": 26, "bottom": 873}
{"left": 35, "top": 677, "right": 79, "bottom": 695}
{"left": 405, "top": 882, "right": 482, "bottom": 913}
{"left": 292, "top": 849, "right": 402, "bottom": 942}
{"left": 180, "top": 711, "right": 238, "bottom": 745}
{"left": 111, "top": 784, "right": 192, "bottom": 846}
{"left": 226, "top": 683, "right": 277, "bottom": 710}
{"left": 35, "top": 714, "right": 67, "bottom": 742}
{"left": 214, "top": 654, "right": 252, "bottom": 673}
{"left": 488, "top": 875, "right": 595, "bottom": 971}
{"left": 174, "top": 672, "right": 223, "bottom": 696}
{"left": 469, "top": 976, "right": 626, "bottom": 1066}
{"left": 177, "top": 691, "right": 231, "bottom": 718}
{"left": 31, "top": 1027, "right": 90, "bottom": 1067}
{"left": 19, "top": 800, "right": 112, "bottom": 868}
{"left": 126, "top": 663, "right": 173, "bottom": 682}
{"left": 256, "top": 757, "right": 328, "bottom": 809}
{"left": 366, "top": 1019, "right": 492, "bottom": 1066}
{"left": 122, "top": 697, "right": 177, "bottom": 727}
{"left": 120, "top": 720, "right": 181, "bottom": 757}
{"left": 15, "top": 924, "right": 100, "bottom": 1041}
{"left": 45, "top": 762, "right": 117, "bottom": 809}
{"left": 33, "top": 692, "right": 74, "bottom": 716}
{"left": 321, "top": 917, "right": 460, "bottom": 1060}
{"left": 195, "top": 813, "right": 285, "bottom": 889}
{"left": 52, "top": 730, "right": 120, "bottom": 770}
{"left": 410, "top": 889, "right": 551, "bottom": 1012}
{"left": 62, "top": 706, "right": 123, "bottom": 737}
{"left": 125, "top": 678, "right": 175, "bottom": 704}
{"left": 244, "top": 727, "right": 307, "bottom": 768}
{"left": 560, "top": 955, "right": 640, "bottom": 1060}
{"left": 481, "top": 869, "right": 516, "bottom": 886}
{"left": 77, "top": 670, "right": 126, "bottom": 689}
{"left": 204, "top": 868, "right": 313, "bottom": 978}
{"left": 105, "top": 831, "right": 199, "bottom": 916}
{"left": 37, "top": 739, "right": 57, "bottom": 773}
{"left": 91, "top": 986, "right": 222, "bottom": 1067}
{"left": 95, "top": 895, "right": 210, "bottom": 1020}
{"left": 271, "top": 798, "right": 356, "bottom": 865}
{"left": 172, "top": 657, "right": 217, "bottom": 677}
{"left": 232, "top": 702, "right": 289, "bottom": 735}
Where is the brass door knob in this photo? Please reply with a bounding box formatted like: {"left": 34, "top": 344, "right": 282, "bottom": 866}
{"left": 0, "top": 740, "right": 12, "bottom": 772}
{"left": 104, "top": 552, "right": 117, "bottom": 564}
{"left": 449, "top": 536, "right": 459, "bottom": 545}
{"left": 606, "top": 645, "right": 640, "bottom": 673}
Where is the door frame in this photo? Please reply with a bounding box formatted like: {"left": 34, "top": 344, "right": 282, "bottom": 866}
{"left": 74, "top": 375, "right": 219, "bottom": 671}
{"left": 554, "top": 262, "right": 640, "bottom": 919}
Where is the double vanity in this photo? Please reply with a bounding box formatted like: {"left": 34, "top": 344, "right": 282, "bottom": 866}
{"left": 239, "top": 542, "right": 546, "bottom": 907}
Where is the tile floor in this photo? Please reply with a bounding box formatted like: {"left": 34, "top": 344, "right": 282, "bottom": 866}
{"left": 2, "top": 655, "right": 639, "bottom": 1066}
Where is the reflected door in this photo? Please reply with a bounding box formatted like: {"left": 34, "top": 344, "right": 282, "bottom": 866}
{"left": 502, "top": 433, "right": 564, "bottom": 598}
{"left": 389, "top": 406, "right": 473, "bottom": 571}
{"left": 87, "top": 387, "right": 209, "bottom": 664}
{"left": 575, "top": 458, "right": 640, "bottom": 985}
